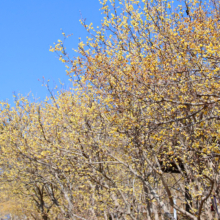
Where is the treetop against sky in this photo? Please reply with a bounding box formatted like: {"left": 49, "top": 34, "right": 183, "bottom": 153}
{"left": 0, "top": 0, "right": 192, "bottom": 105}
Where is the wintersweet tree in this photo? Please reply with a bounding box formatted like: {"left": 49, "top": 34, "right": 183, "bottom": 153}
{"left": 0, "top": 91, "right": 146, "bottom": 219}
{"left": 50, "top": 0, "right": 220, "bottom": 219}
{"left": 1, "top": 0, "right": 220, "bottom": 220}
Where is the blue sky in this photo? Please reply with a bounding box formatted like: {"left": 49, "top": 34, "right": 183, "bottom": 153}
{"left": 0, "top": 0, "right": 103, "bottom": 105}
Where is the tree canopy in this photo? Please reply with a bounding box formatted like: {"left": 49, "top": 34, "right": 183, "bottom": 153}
{"left": 1, "top": 0, "right": 220, "bottom": 219}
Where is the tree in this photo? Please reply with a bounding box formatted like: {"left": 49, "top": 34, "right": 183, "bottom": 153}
{"left": 1, "top": 0, "right": 220, "bottom": 219}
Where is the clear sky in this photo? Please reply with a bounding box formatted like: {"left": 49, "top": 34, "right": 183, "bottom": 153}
{"left": 0, "top": 0, "right": 103, "bottom": 105}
